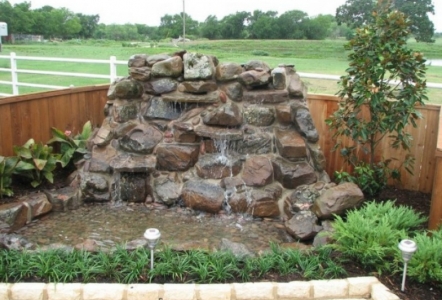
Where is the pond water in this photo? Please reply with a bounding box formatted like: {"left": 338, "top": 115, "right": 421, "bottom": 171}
{"left": 16, "top": 203, "right": 292, "bottom": 253}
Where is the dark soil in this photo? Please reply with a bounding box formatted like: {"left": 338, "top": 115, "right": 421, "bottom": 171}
{"left": 1, "top": 168, "right": 440, "bottom": 300}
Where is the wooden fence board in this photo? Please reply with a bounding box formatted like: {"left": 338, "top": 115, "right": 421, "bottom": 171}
{"left": 421, "top": 110, "right": 439, "bottom": 192}
{"left": 0, "top": 104, "right": 12, "bottom": 156}
{"left": 307, "top": 94, "right": 440, "bottom": 194}
{"left": 429, "top": 157, "right": 442, "bottom": 229}
{"left": 0, "top": 85, "right": 109, "bottom": 156}
{"left": 29, "top": 97, "right": 44, "bottom": 144}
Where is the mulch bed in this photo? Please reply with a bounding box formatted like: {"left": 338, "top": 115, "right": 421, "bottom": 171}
{"left": 1, "top": 168, "right": 440, "bottom": 299}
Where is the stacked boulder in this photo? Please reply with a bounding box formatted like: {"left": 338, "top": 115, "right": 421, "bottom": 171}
{"left": 78, "top": 51, "right": 363, "bottom": 242}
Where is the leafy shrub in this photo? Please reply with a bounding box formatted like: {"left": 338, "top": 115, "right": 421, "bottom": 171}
{"left": 192, "top": 44, "right": 212, "bottom": 50}
{"left": 330, "top": 201, "right": 427, "bottom": 274}
{"left": 404, "top": 228, "right": 442, "bottom": 284}
{"left": 0, "top": 156, "right": 19, "bottom": 197}
{"left": 13, "top": 139, "right": 58, "bottom": 188}
{"left": 334, "top": 161, "right": 398, "bottom": 197}
{"left": 122, "top": 42, "right": 140, "bottom": 47}
{"left": 251, "top": 50, "right": 269, "bottom": 56}
{"left": 48, "top": 121, "right": 92, "bottom": 167}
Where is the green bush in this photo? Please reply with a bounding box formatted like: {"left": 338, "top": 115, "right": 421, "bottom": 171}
{"left": 251, "top": 50, "right": 269, "bottom": 56}
{"left": 330, "top": 201, "right": 427, "bottom": 274}
{"left": 13, "top": 139, "right": 59, "bottom": 188}
{"left": 404, "top": 228, "right": 442, "bottom": 284}
{"left": 0, "top": 156, "right": 19, "bottom": 197}
{"left": 334, "top": 162, "right": 391, "bottom": 197}
{"left": 48, "top": 121, "right": 92, "bottom": 168}
{"left": 121, "top": 42, "right": 140, "bottom": 47}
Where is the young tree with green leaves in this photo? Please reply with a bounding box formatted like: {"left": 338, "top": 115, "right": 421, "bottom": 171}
{"left": 326, "top": 0, "right": 428, "bottom": 196}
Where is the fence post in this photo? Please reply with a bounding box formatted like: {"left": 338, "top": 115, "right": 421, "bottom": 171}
{"left": 10, "top": 52, "right": 19, "bottom": 95}
{"left": 110, "top": 56, "right": 117, "bottom": 83}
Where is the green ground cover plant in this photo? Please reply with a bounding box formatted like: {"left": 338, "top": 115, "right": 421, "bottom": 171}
{"left": 406, "top": 229, "right": 442, "bottom": 284}
{"left": 0, "top": 245, "right": 346, "bottom": 284}
{"left": 329, "top": 200, "right": 442, "bottom": 287}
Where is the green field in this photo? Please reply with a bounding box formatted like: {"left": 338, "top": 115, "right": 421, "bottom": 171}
{"left": 0, "top": 39, "right": 441, "bottom": 103}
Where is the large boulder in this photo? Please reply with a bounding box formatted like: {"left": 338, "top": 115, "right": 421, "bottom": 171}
{"left": 285, "top": 211, "right": 322, "bottom": 241}
{"left": 241, "top": 156, "right": 273, "bottom": 187}
{"left": 312, "top": 182, "right": 364, "bottom": 219}
{"left": 151, "top": 56, "right": 183, "bottom": 77}
{"left": 183, "top": 53, "right": 215, "bottom": 80}
{"left": 181, "top": 180, "right": 224, "bottom": 213}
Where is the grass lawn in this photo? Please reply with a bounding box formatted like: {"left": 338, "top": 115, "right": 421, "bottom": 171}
{"left": 0, "top": 39, "right": 441, "bottom": 104}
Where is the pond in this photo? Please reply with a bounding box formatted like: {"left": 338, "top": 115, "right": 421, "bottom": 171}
{"left": 16, "top": 203, "right": 292, "bottom": 253}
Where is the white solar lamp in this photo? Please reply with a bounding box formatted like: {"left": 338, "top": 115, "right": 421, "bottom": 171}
{"left": 398, "top": 239, "right": 417, "bottom": 292}
{"left": 144, "top": 228, "right": 161, "bottom": 270}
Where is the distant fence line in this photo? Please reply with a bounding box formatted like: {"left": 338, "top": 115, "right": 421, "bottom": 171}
{"left": 0, "top": 52, "right": 127, "bottom": 96}
{"left": 1, "top": 52, "right": 441, "bottom": 97}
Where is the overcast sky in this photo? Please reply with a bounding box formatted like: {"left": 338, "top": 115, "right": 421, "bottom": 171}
{"left": 7, "top": 0, "right": 442, "bottom": 31}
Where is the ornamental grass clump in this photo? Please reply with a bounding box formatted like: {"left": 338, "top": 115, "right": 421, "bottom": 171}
{"left": 0, "top": 244, "right": 347, "bottom": 284}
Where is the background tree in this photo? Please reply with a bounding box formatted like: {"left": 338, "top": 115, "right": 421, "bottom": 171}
{"left": 247, "top": 10, "right": 279, "bottom": 39}
{"left": 336, "top": 0, "right": 435, "bottom": 42}
{"left": 0, "top": 0, "right": 347, "bottom": 41}
{"left": 158, "top": 13, "right": 199, "bottom": 39}
{"left": 92, "top": 23, "right": 106, "bottom": 39}
{"left": 104, "top": 24, "right": 139, "bottom": 41}
{"left": 277, "top": 10, "right": 308, "bottom": 39}
{"left": 32, "top": 6, "right": 55, "bottom": 38}
{"left": 50, "top": 8, "right": 81, "bottom": 39}
{"left": 303, "top": 14, "right": 334, "bottom": 40}
{"left": 394, "top": 0, "right": 435, "bottom": 42}
{"left": 200, "top": 15, "right": 220, "bottom": 39}
{"left": 135, "top": 24, "right": 160, "bottom": 41}
{"left": 218, "top": 11, "right": 250, "bottom": 39}
{"left": 0, "top": 1, "right": 14, "bottom": 31}
{"left": 326, "top": 0, "right": 428, "bottom": 196}
{"left": 76, "top": 13, "right": 100, "bottom": 39}
{"left": 10, "top": 2, "right": 35, "bottom": 34}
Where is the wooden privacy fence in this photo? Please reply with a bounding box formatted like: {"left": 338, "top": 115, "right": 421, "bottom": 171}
{"left": 0, "top": 85, "right": 108, "bottom": 156}
{"left": 0, "top": 87, "right": 441, "bottom": 228}
{"left": 307, "top": 94, "right": 440, "bottom": 194}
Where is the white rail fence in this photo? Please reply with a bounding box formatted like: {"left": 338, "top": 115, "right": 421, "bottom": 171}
{"left": 0, "top": 52, "right": 127, "bottom": 96}
{"left": 0, "top": 52, "right": 441, "bottom": 97}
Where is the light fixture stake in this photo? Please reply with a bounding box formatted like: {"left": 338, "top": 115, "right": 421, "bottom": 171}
{"left": 398, "top": 239, "right": 417, "bottom": 292}
{"left": 144, "top": 228, "right": 161, "bottom": 270}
